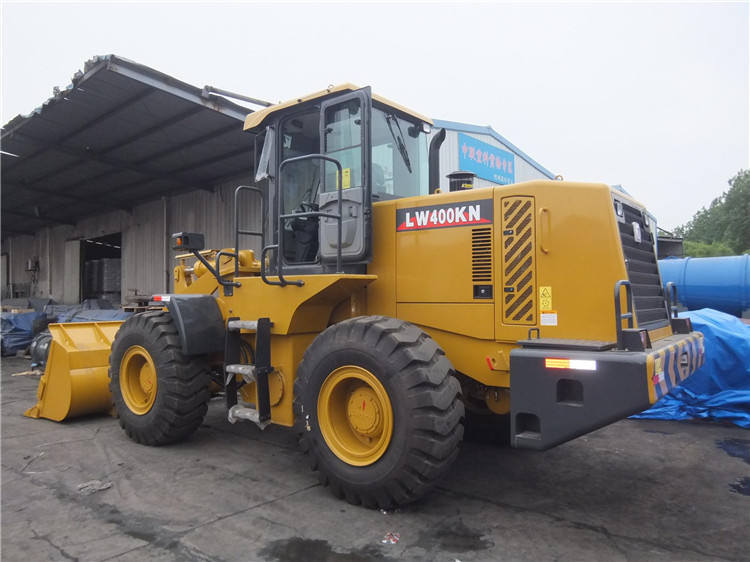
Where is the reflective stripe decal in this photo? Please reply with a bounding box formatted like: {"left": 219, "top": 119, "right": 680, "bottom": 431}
{"left": 667, "top": 347, "right": 677, "bottom": 391}
{"left": 650, "top": 333, "right": 705, "bottom": 401}
{"left": 544, "top": 358, "right": 597, "bottom": 371}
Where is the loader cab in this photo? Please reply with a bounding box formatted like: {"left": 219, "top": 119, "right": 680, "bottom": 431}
{"left": 249, "top": 85, "right": 431, "bottom": 279}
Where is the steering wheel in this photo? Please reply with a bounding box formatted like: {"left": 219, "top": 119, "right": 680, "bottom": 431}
{"left": 286, "top": 201, "right": 319, "bottom": 232}
{"left": 297, "top": 201, "right": 319, "bottom": 213}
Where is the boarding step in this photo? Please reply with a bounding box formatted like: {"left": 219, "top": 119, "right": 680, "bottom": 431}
{"left": 224, "top": 317, "right": 273, "bottom": 427}
{"left": 227, "top": 405, "right": 270, "bottom": 429}
{"left": 227, "top": 320, "right": 258, "bottom": 332}
{"left": 225, "top": 364, "right": 256, "bottom": 382}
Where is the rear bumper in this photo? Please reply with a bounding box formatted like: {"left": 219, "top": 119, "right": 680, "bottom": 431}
{"left": 509, "top": 331, "right": 704, "bottom": 450}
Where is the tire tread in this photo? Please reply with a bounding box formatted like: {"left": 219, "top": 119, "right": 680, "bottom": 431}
{"left": 109, "top": 311, "right": 211, "bottom": 446}
{"left": 294, "top": 315, "right": 464, "bottom": 509}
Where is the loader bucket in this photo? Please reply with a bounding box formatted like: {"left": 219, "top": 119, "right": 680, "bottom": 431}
{"left": 24, "top": 321, "right": 124, "bottom": 422}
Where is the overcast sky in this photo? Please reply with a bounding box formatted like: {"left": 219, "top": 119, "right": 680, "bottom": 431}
{"left": 2, "top": 1, "right": 747, "bottom": 229}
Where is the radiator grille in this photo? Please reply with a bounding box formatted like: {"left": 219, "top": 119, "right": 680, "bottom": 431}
{"left": 472, "top": 228, "right": 492, "bottom": 283}
{"left": 501, "top": 196, "right": 535, "bottom": 325}
{"left": 616, "top": 199, "right": 669, "bottom": 328}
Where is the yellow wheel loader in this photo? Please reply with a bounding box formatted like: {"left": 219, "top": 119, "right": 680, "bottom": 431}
{"left": 26, "top": 84, "right": 705, "bottom": 509}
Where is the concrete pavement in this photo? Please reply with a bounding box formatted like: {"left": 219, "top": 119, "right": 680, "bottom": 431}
{"left": 2, "top": 356, "right": 749, "bottom": 561}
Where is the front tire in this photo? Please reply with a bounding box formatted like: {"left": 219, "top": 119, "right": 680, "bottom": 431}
{"left": 294, "top": 316, "right": 464, "bottom": 509}
{"left": 109, "top": 311, "right": 211, "bottom": 446}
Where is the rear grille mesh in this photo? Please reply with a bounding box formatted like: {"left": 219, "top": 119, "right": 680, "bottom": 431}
{"left": 472, "top": 228, "right": 492, "bottom": 283}
{"left": 616, "top": 201, "right": 669, "bottom": 328}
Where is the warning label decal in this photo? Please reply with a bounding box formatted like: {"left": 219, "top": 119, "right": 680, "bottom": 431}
{"left": 539, "top": 286, "right": 553, "bottom": 311}
{"left": 396, "top": 199, "right": 493, "bottom": 232}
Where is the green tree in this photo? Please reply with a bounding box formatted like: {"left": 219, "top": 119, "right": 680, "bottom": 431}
{"left": 675, "top": 170, "right": 750, "bottom": 256}
{"left": 682, "top": 240, "right": 734, "bottom": 257}
{"left": 722, "top": 170, "right": 750, "bottom": 253}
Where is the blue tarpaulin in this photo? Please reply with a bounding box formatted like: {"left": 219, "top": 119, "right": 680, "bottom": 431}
{"left": 633, "top": 309, "right": 750, "bottom": 428}
{"left": 61, "top": 309, "right": 131, "bottom": 323}
{"left": 1, "top": 303, "right": 131, "bottom": 357}
{"left": 1, "top": 310, "right": 46, "bottom": 355}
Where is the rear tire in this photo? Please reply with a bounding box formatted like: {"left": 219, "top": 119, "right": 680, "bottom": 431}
{"left": 294, "top": 316, "right": 464, "bottom": 509}
{"left": 109, "top": 311, "right": 211, "bottom": 446}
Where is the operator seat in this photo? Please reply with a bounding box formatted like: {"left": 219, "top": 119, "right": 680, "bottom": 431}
{"left": 283, "top": 161, "right": 321, "bottom": 263}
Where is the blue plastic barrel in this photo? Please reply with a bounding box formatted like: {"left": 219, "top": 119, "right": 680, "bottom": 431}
{"left": 658, "top": 255, "right": 750, "bottom": 317}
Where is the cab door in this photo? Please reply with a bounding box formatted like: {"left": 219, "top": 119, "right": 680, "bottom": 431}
{"left": 318, "top": 88, "right": 372, "bottom": 263}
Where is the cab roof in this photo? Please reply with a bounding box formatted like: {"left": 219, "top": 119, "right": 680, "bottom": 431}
{"left": 243, "top": 83, "right": 433, "bottom": 132}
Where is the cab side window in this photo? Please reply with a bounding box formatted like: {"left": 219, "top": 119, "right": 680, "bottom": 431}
{"left": 280, "top": 110, "right": 320, "bottom": 214}
{"left": 280, "top": 109, "right": 321, "bottom": 263}
{"left": 322, "top": 99, "right": 363, "bottom": 192}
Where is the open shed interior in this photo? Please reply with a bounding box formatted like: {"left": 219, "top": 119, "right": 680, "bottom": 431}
{"left": 1, "top": 55, "right": 263, "bottom": 304}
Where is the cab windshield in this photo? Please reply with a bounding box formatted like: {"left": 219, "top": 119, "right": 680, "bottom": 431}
{"left": 371, "top": 105, "right": 429, "bottom": 200}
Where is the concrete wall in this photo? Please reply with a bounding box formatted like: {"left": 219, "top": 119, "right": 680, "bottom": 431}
{"left": 1, "top": 174, "right": 259, "bottom": 304}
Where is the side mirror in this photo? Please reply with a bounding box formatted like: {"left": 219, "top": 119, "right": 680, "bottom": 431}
{"left": 172, "top": 232, "right": 205, "bottom": 252}
{"left": 255, "top": 126, "right": 275, "bottom": 183}
{"left": 408, "top": 122, "right": 431, "bottom": 138}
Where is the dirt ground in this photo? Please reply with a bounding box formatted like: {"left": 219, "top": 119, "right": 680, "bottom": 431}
{"left": 2, "top": 355, "right": 749, "bottom": 561}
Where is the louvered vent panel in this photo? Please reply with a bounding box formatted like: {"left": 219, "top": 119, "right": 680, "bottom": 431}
{"left": 472, "top": 227, "right": 493, "bottom": 283}
{"left": 616, "top": 200, "right": 669, "bottom": 328}
{"left": 501, "top": 196, "right": 536, "bottom": 325}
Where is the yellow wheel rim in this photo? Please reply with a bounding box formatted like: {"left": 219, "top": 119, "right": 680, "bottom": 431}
{"left": 120, "top": 345, "right": 158, "bottom": 415}
{"left": 317, "top": 365, "right": 394, "bottom": 466}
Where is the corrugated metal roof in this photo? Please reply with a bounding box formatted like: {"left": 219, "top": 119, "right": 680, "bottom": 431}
{"left": 1, "top": 55, "right": 259, "bottom": 239}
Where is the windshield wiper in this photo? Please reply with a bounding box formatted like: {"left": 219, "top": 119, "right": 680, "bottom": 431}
{"left": 384, "top": 112, "right": 412, "bottom": 173}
